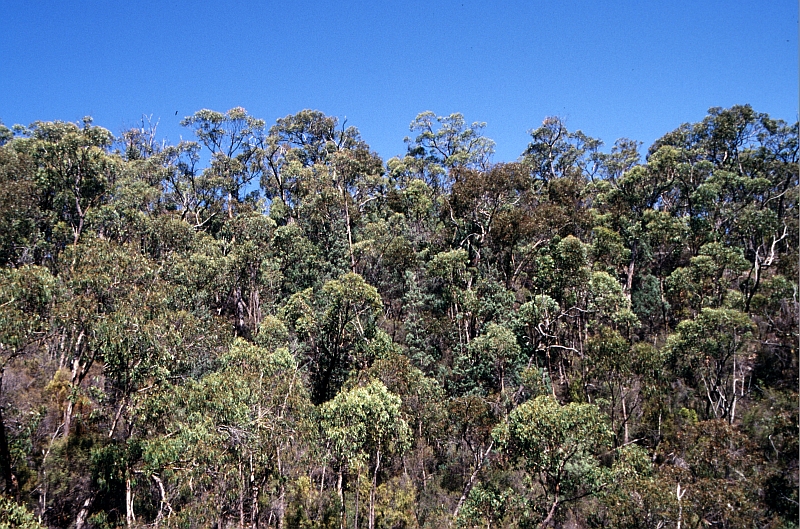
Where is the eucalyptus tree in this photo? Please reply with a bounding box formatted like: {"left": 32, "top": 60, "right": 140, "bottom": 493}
{"left": 514, "top": 294, "right": 561, "bottom": 397}
{"left": 444, "top": 163, "right": 529, "bottom": 274}
{"left": 493, "top": 396, "right": 612, "bottom": 528}
{"left": 7, "top": 119, "right": 116, "bottom": 253}
{"left": 400, "top": 111, "right": 495, "bottom": 193}
{"left": 0, "top": 266, "right": 55, "bottom": 494}
{"left": 454, "top": 322, "right": 522, "bottom": 399}
{"left": 0, "top": 121, "right": 12, "bottom": 146}
{"left": 283, "top": 273, "right": 383, "bottom": 403}
{"left": 519, "top": 118, "right": 602, "bottom": 243}
{"left": 425, "top": 248, "right": 473, "bottom": 351}
{"left": 216, "top": 212, "right": 279, "bottom": 337}
{"left": 456, "top": 482, "right": 514, "bottom": 529}
{"left": 34, "top": 236, "right": 223, "bottom": 526}
{"left": 0, "top": 143, "right": 41, "bottom": 266}
{"left": 257, "top": 109, "right": 345, "bottom": 211}
{"left": 447, "top": 312, "right": 522, "bottom": 520}
{"left": 320, "top": 380, "right": 411, "bottom": 529}
{"left": 522, "top": 117, "right": 604, "bottom": 185}
{"left": 584, "top": 328, "right": 663, "bottom": 446}
{"left": 263, "top": 110, "right": 386, "bottom": 274}
{"left": 136, "top": 339, "right": 310, "bottom": 528}
{"left": 360, "top": 351, "right": 447, "bottom": 504}
{"left": 181, "top": 107, "right": 267, "bottom": 217}
{"left": 647, "top": 106, "right": 797, "bottom": 294}
{"left": 666, "top": 308, "right": 755, "bottom": 423}
{"left": 664, "top": 242, "right": 750, "bottom": 317}
{"left": 157, "top": 141, "right": 226, "bottom": 231}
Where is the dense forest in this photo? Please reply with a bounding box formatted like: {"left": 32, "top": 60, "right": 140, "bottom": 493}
{"left": 0, "top": 105, "right": 796, "bottom": 529}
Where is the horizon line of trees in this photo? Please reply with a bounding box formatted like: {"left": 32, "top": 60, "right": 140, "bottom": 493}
{"left": 0, "top": 104, "right": 796, "bottom": 529}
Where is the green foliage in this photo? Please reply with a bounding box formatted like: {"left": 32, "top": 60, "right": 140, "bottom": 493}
{"left": 667, "top": 308, "right": 755, "bottom": 422}
{"left": 321, "top": 380, "right": 411, "bottom": 469}
{"left": 494, "top": 396, "right": 613, "bottom": 524}
{"left": 404, "top": 111, "right": 495, "bottom": 191}
{"left": 0, "top": 265, "right": 55, "bottom": 354}
{"left": 457, "top": 483, "right": 514, "bottom": 529}
{"left": 591, "top": 225, "right": 630, "bottom": 272}
{"left": 455, "top": 322, "right": 522, "bottom": 396}
{"left": 0, "top": 105, "right": 794, "bottom": 528}
{"left": 373, "top": 476, "right": 419, "bottom": 529}
{"left": 589, "top": 270, "right": 638, "bottom": 328}
{"left": 284, "top": 272, "right": 382, "bottom": 402}
{"left": 0, "top": 495, "right": 45, "bottom": 529}
{"left": 11, "top": 119, "right": 116, "bottom": 250}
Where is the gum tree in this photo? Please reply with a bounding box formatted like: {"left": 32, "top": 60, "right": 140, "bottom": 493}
{"left": 320, "top": 380, "right": 411, "bottom": 529}
{"left": 493, "top": 396, "right": 612, "bottom": 528}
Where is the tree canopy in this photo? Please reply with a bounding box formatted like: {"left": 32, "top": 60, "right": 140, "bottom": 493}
{"left": 0, "top": 105, "right": 796, "bottom": 529}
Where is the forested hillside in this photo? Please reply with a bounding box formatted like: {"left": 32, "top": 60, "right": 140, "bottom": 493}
{"left": 0, "top": 105, "right": 796, "bottom": 529}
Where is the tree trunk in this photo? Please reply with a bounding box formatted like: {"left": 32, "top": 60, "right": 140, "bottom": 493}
{"left": 624, "top": 243, "right": 637, "bottom": 299}
{"left": 621, "top": 394, "right": 630, "bottom": 445}
{"left": 276, "top": 482, "right": 285, "bottom": 529}
{"left": 250, "top": 455, "right": 259, "bottom": 529}
{"left": 126, "top": 476, "right": 135, "bottom": 526}
{"left": 369, "top": 451, "right": 381, "bottom": 529}
{"left": 354, "top": 469, "right": 359, "bottom": 529}
{"left": 338, "top": 470, "right": 345, "bottom": 529}
{"left": 63, "top": 399, "right": 74, "bottom": 439}
{"left": 64, "top": 351, "right": 90, "bottom": 439}
{"left": 239, "top": 461, "right": 246, "bottom": 528}
{"left": 153, "top": 474, "right": 171, "bottom": 527}
{"left": 453, "top": 441, "right": 493, "bottom": 519}
{"left": 676, "top": 483, "right": 686, "bottom": 529}
{"left": 276, "top": 449, "right": 285, "bottom": 529}
{"left": 75, "top": 494, "right": 94, "bottom": 529}
{"left": 342, "top": 187, "right": 357, "bottom": 273}
{"left": 72, "top": 193, "right": 85, "bottom": 246}
{"left": 539, "top": 497, "right": 559, "bottom": 529}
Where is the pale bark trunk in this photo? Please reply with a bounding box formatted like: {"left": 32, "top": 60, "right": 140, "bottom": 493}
{"left": 239, "top": 461, "right": 245, "bottom": 528}
{"left": 343, "top": 191, "right": 356, "bottom": 273}
{"left": 250, "top": 455, "right": 259, "bottom": 529}
{"left": 63, "top": 399, "right": 73, "bottom": 439}
{"left": 276, "top": 483, "right": 285, "bottom": 529}
{"left": 730, "top": 354, "right": 738, "bottom": 424}
{"left": 64, "top": 348, "right": 88, "bottom": 438}
{"left": 126, "top": 476, "right": 135, "bottom": 526}
{"left": 109, "top": 396, "right": 127, "bottom": 438}
{"left": 153, "top": 474, "right": 171, "bottom": 527}
{"left": 73, "top": 193, "right": 85, "bottom": 246}
{"left": 539, "top": 497, "right": 559, "bottom": 529}
{"left": 453, "top": 441, "right": 493, "bottom": 519}
{"left": 624, "top": 243, "right": 637, "bottom": 299}
{"left": 251, "top": 484, "right": 259, "bottom": 529}
{"left": 676, "top": 483, "right": 686, "bottom": 529}
{"left": 621, "top": 394, "right": 630, "bottom": 445}
{"left": 354, "top": 469, "right": 359, "bottom": 529}
{"left": 369, "top": 451, "right": 381, "bottom": 529}
{"left": 338, "top": 470, "right": 345, "bottom": 529}
{"left": 75, "top": 494, "right": 94, "bottom": 529}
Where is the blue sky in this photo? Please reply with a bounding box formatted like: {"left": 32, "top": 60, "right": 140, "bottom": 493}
{"left": 1, "top": 1, "right": 797, "bottom": 163}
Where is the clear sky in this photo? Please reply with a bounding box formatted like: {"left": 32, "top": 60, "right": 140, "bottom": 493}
{"left": 1, "top": 1, "right": 797, "bottom": 163}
